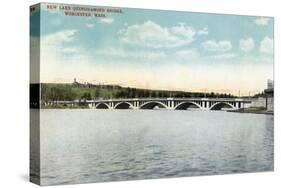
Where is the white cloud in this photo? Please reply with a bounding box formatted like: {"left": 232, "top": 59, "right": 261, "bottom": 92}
{"left": 254, "top": 17, "right": 270, "bottom": 26}
{"left": 41, "top": 29, "right": 81, "bottom": 58}
{"left": 170, "top": 25, "right": 195, "bottom": 39}
{"left": 201, "top": 40, "right": 232, "bottom": 52}
{"left": 198, "top": 27, "right": 208, "bottom": 35}
{"left": 100, "top": 17, "right": 114, "bottom": 24}
{"left": 42, "top": 29, "right": 77, "bottom": 46}
{"left": 119, "top": 21, "right": 195, "bottom": 48}
{"left": 39, "top": 30, "right": 273, "bottom": 94}
{"left": 175, "top": 49, "right": 199, "bottom": 60}
{"left": 94, "top": 48, "right": 167, "bottom": 61}
{"left": 239, "top": 38, "right": 255, "bottom": 52}
{"left": 61, "top": 47, "right": 79, "bottom": 53}
{"left": 205, "top": 53, "right": 237, "bottom": 60}
{"left": 260, "top": 36, "right": 273, "bottom": 54}
{"left": 40, "top": 30, "right": 84, "bottom": 83}
{"left": 85, "top": 23, "right": 94, "bottom": 28}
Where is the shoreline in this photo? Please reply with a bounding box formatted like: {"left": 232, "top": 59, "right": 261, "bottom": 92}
{"left": 228, "top": 108, "right": 274, "bottom": 115}
{"left": 38, "top": 106, "right": 274, "bottom": 116}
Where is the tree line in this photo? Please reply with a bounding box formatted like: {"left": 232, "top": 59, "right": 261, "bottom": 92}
{"left": 41, "top": 83, "right": 236, "bottom": 103}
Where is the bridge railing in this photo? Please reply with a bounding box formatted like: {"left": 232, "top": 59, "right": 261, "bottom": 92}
{"left": 51, "top": 97, "right": 252, "bottom": 104}
{"left": 85, "top": 97, "right": 252, "bottom": 103}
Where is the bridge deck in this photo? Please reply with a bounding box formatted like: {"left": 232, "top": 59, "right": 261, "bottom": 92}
{"left": 55, "top": 98, "right": 252, "bottom": 104}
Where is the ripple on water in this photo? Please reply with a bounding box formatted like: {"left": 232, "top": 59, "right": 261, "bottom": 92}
{"left": 39, "top": 110, "right": 274, "bottom": 185}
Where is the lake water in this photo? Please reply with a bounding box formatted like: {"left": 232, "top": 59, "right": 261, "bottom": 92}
{"left": 35, "top": 109, "right": 273, "bottom": 185}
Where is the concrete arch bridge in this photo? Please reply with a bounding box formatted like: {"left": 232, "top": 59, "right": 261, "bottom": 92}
{"left": 80, "top": 98, "right": 251, "bottom": 110}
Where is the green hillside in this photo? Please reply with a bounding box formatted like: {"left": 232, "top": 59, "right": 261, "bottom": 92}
{"left": 40, "top": 83, "right": 236, "bottom": 104}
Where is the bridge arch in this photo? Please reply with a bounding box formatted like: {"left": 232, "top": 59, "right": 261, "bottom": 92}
{"left": 114, "top": 102, "right": 134, "bottom": 109}
{"left": 174, "top": 101, "right": 202, "bottom": 110}
{"left": 95, "top": 103, "right": 110, "bottom": 109}
{"left": 139, "top": 101, "right": 168, "bottom": 110}
{"left": 209, "top": 102, "right": 235, "bottom": 110}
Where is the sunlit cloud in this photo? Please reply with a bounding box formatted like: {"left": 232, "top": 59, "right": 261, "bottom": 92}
{"left": 85, "top": 23, "right": 94, "bottom": 28}
{"left": 240, "top": 38, "right": 255, "bottom": 52}
{"left": 41, "top": 29, "right": 77, "bottom": 46}
{"left": 204, "top": 53, "right": 237, "bottom": 60}
{"left": 37, "top": 7, "right": 274, "bottom": 95}
{"left": 201, "top": 40, "right": 232, "bottom": 52}
{"left": 119, "top": 21, "right": 195, "bottom": 48}
{"left": 260, "top": 36, "right": 273, "bottom": 54}
{"left": 100, "top": 17, "right": 114, "bottom": 24}
{"left": 198, "top": 27, "right": 208, "bottom": 35}
{"left": 254, "top": 17, "right": 270, "bottom": 26}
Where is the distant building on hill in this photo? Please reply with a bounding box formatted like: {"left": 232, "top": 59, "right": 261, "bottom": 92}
{"left": 72, "top": 78, "right": 122, "bottom": 89}
{"left": 72, "top": 78, "right": 84, "bottom": 88}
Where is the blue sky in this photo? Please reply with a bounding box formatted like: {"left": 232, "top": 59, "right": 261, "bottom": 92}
{"left": 31, "top": 3, "right": 274, "bottom": 95}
